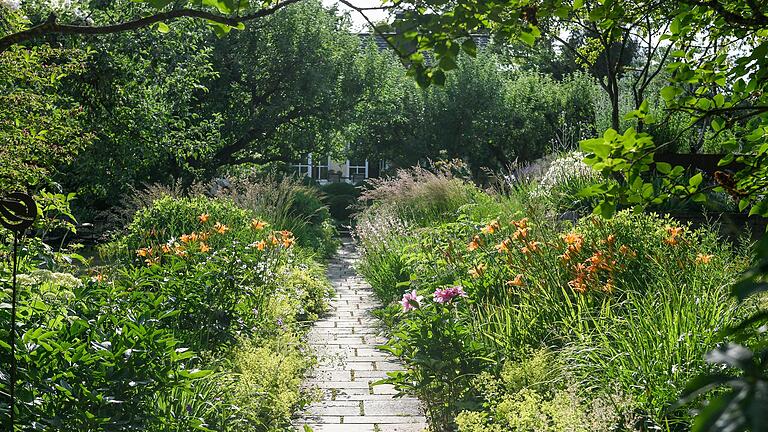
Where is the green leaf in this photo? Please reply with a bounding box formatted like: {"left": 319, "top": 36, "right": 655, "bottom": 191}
{"left": 689, "top": 173, "right": 703, "bottom": 187}
{"left": 155, "top": 22, "right": 170, "bottom": 33}
{"left": 711, "top": 117, "right": 725, "bottom": 132}
{"left": 656, "top": 162, "right": 672, "bottom": 174}
{"left": 519, "top": 31, "right": 536, "bottom": 47}
{"left": 146, "top": 0, "right": 174, "bottom": 8}
{"left": 594, "top": 200, "right": 616, "bottom": 219}
{"left": 461, "top": 38, "right": 477, "bottom": 57}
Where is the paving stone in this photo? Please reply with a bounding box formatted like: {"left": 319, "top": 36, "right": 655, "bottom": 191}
{"left": 294, "top": 239, "right": 426, "bottom": 430}
{"left": 377, "top": 424, "right": 429, "bottom": 432}
{"left": 296, "top": 425, "right": 376, "bottom": 432}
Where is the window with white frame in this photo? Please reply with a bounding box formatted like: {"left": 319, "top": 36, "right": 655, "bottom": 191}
{"left": 290, "top": 154, "right": 330, "bottom": 180}
{"left": 348, "top": 159, "right": 368, "bottom": 181}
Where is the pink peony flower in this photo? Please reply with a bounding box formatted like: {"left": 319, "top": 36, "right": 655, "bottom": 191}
{"left": 433, "top": 286, "right": 467, "bottom": 304}
{"left": 401, "top": 290, "right": 423, "bottom": 312}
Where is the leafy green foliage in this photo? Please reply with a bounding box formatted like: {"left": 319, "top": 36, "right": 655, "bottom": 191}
{"left": 355, "top": 175, "right": 749, "bottom": 430}
{"left": 1, "top": 191, "right": 334, "bottom": 430}
{"left": 677, "top": 236, "right": 768, "bottom": 432}
{"left": 0, "top": 46, "right": 92, "bottom": 191}
{"left": 353, "top": 51, "right": 597, "bottom": 170}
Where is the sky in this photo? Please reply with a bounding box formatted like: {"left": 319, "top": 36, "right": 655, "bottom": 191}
{"left": 322, "top": 0, "right": 391, "bottom": 30}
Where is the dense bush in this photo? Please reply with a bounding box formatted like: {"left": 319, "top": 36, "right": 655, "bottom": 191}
{"left": 355, "top": 166, "right": 750, "bottom": 431}
{"left": 1, "top": 189, "right": 334, "bottom": 431}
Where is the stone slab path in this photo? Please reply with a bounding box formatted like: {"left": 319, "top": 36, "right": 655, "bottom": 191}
{"left": 293, "top": 239, "right": 427, "bottom": 432}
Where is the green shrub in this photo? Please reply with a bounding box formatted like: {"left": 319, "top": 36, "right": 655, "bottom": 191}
{"left": 321, "top": 181, "right": 359, "bottom": 222}
{"left": 0, "top": 273, "right": 203, "bottom": 430}
{"left": 457, "top": 351, "right": 635, "bottom": 432}
{"left": 224, "top": 336, "right": 315, "bottom": 431}
{"left": 220, "top": 175, "right": 339, "bottom": 258}
{"left": 358, "top": 198, "right": 749, "bottom": 430}
{"left": 1, "top": 191, "right": 334, "bottom": 430}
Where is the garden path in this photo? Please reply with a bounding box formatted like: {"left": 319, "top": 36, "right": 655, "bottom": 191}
{"left": 294, "top": 238, "right": 427, "bottom": 432}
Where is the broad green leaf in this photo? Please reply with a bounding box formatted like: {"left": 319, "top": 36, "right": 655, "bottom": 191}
{"left": 689, "top": 173, "right": 703, "bottom": 187}
{"left": 155, "top": 22, "right": 170, "bottom": 33}
{"left": 656, "top": 162, "right": 672, "bottom": 174}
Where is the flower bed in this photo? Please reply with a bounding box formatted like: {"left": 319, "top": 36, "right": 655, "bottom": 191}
{"left": 355, "top": 167, "right": 750, "bottom": 431}
{"left": 1, "top": 192, "right": 334, "bottom": 430}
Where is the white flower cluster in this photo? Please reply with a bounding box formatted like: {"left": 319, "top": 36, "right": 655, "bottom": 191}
{"left": 0, "top": 0, "right": 21, "bottom": 10}
{"left": 17, "top": 269, "right": 83, "bottom": 289}
{"left": 533, "top": 152, "right": 597, "bottom": 197}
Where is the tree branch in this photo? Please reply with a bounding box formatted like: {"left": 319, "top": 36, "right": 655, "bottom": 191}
{"left": 0, "top": 0, "right": 302, "bottom": 54}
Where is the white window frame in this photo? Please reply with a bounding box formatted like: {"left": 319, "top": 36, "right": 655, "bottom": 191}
{"left": 347, "top": 159, "right": 369, "bottom": 183}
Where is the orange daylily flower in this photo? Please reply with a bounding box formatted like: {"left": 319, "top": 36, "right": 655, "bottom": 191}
{"left": 696, "top": 253, "right": 714, "bottom": 264}
{"left": 469, "top": 264, "right": 487, "bottom": 278}
{"left": 467, "top": 235, "right": 482, "bottom": 251}
{"left": 495, "top": 239, "right": 511, "bottom": 253}
{"left": 507, "top": 274, "right": 525, "bottom": 287}
{"left": 189, "top": 232, "right": 199, "bottom": 242}
{"left": 667, "top": 227, "right": 683, "bottom": 237}
{"left": 256, "top": 240, "right": 267, "bottom": 251}
{"left": 568, "top": 279, "right": 588, "bottom": 293}
{"left": 511, "top": 218, "right": 529, "bottom": 229}
{"left": 664, "top": 226, "right": 683, "bottom": 246}
{"left": 282, "top": 237, "right": 295, "bottom": 248}
{"left": 606, "top": 234, "right": 616, "bottom": 245}
{"left": 214, "top": 222, "right": 229, "bottom": 234}
{"left": 136, "top": 248, "right": 150, "bottom": 257}
{"left": 513, "top": 228, "right": 529, "bottom": 240}
{"left": 180, "top": 234, "right": 191, "bottom": 244}
{"left": 251, "top": 219, "right": 268, "bottom": 230}
{"left": 482, "top": 220, "right": 501, "bottom": 235}
{"left": 145, "top": 256, "right": 161, "bottom": 267}
{"left": 603, "top": 280, "right": 615, "bottom": 294}
{"left": 269, "top": 235, "right": 279, "bottom": 246}
{"left": 198, "top": 213, "right": 210, "bottom": 223}
{"left": 161, "top": 244, "right": 172, "bottom": 254}
{"left": 199, "top": 243, "right": 211, "bottom": 253}
{"left": 174, "top": 245, "right": 187, "bottom": 257}
{"left": 562, "top": 232, "right": 583, "bottom": 246}
{"left": 199, "top": 232, "right": 210, "bottom": 241}
{"left": 521, "top": 241, "right": 541, "bottom": 255}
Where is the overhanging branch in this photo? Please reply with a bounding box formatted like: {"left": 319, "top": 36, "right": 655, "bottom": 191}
{"left": 0, "top": 0, "right": 302, "bottom": 53}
